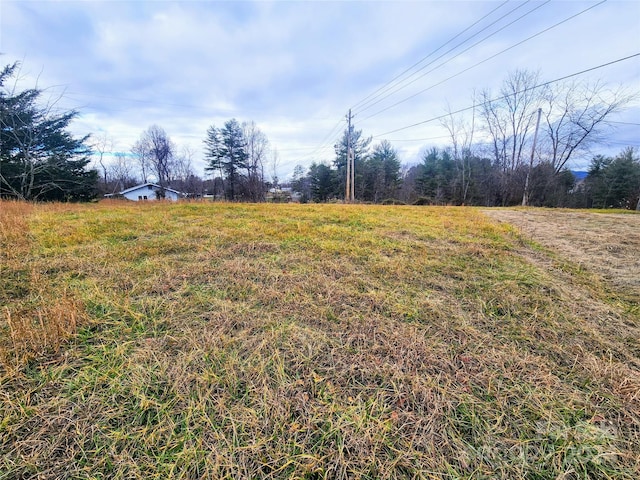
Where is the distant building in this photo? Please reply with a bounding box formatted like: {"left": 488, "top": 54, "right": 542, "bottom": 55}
{"left": 118, "top": 183, "right": 185, "bottom": 201}
{"left": 266, "top": 187, "right": 302, "bottom": 203}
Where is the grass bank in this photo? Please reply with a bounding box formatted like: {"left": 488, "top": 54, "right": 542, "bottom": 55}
{"left": 1, "top": 201, "right": 638, "bottom": 478}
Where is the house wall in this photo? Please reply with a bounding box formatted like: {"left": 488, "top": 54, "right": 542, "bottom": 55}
{"left": 123, "top": 186, "right": 180, "bottom": 201}
{"left": 163, "top": 190, "right": 180, "bottom": 201}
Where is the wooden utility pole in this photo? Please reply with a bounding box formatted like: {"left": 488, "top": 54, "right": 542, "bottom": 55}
{"left": 345, "top": 109, "right": 354, "bottom": 203}
{"left": 345, "top": 109, "right": 351, "bottom": 202}
{"left": 522, "top": 107, "right": 542, "bottom": 206}
{"left": 349, "top": 144, "right": 355, "bottom": 202}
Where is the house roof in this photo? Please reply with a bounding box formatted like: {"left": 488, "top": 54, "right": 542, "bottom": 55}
{"left": 119, "top": 183, "right": 183, "bottom": 196}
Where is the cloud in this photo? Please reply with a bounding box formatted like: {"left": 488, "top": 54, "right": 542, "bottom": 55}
{"left": 1, "top": 0, "right": 638, "bottom": 178}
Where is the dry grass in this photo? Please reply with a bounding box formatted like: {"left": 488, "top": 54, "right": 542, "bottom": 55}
{"left": 1, "top": 201, "right": 639, "bottom": 479}
{"left": 0, "top": 202, "right": 86, "bottom": 369}
{"left": 484, "top": 208, "right": 640, "bottom": 302}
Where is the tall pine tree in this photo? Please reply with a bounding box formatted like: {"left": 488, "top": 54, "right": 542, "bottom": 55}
{"left": 204, "top": 119, "right": 248, "bottom": 201}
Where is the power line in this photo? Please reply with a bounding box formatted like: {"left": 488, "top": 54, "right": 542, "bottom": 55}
{"left": 386, "top": 135, "right": 451, "bottom": 143}
{"left": 305, "top": 6, "right": 528, "bottom": 169}
{"left": 296, "top": 116, "right": 346, "bottom": 164}
{"left": 604, "top": 140, "right": 640, "bottom": 146}
{"left": 354, "top": 0, "right": 550, "bottom": 116}
{"left": 275, "top": 145, "right": 337, "bottom": 152}
{"left": 608, "top": 120, "right": 640, "bottom": 126}
{"left": 372, "top": 53, "right": 640, "bottom": 138}
{"left": 360, "top": 0, "right": 608, "bottom": 124}
{"left": 350, "top": 0, "right": 512, "bottom": 112}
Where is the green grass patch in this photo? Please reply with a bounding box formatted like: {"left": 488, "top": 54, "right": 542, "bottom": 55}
{"left": 1, "top": 201, "right": 638, "bottom": 479}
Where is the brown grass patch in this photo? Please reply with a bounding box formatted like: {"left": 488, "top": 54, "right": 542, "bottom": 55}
{"left": 0, "top": 201, "right": 86, "bottom": 371}
{"left": 0, "top": 202, "right": 638, "bottom": 478}
{"left": 484, "top": 209, "right": 640, "bottom": 301}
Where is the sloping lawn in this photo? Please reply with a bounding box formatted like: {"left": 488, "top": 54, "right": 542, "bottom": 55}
{"left": 1, "top": 201, "right": 638, "bottom": 479}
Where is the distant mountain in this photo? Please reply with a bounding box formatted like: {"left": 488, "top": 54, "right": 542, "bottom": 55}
{"left": 571, "top": 171, "right": 588, "bottom": 180}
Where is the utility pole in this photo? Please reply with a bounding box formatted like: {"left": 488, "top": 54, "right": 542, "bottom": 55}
{"left": 345, "top": 109, "right": 354, "bottom": 203}
{"left": 522, "top": 107, "right": 542, "bottom": 207}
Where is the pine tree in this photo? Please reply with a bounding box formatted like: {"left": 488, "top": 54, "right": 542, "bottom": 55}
{"left": 204, "top": 119, "right": 248, "bottom": 201}
{"left": 0, "top": 63, "right": 97, "bottom": 201}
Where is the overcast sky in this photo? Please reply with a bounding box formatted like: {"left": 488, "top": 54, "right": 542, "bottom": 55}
{"left": 1, "top": 0, "right": 639, "bottom": 179}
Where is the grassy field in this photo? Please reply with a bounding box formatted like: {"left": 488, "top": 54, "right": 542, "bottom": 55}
{"left": 484, "top": 209, "right": 640, "bottom": 304}
{"left": 1, "top": 201, "right": 638, "bottom": 479}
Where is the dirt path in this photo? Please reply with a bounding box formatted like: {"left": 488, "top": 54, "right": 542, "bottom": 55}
{"left": 483, "top": 209, "right": 640, "bottom": 302}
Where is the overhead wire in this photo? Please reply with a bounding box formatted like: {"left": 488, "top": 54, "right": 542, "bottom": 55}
{"left": 386, "top": 135, "right": 452, "bottom": 143}
{"left": 295, "top": 116, "right": 346, "bottom": 164}
{"left": 360, "top": 0, "right": 608, "bottom": 124}
{"left": 317, "top": 4, "right": 531, "bottom": 165}
{"left": 305, "top": 0, "right": 596, "bottom": 165}
{"left": 350, "top": 0, "right": 512, "bottom": 112}
{"left": 371, "top": 53, "right": 640, "bottom": 138}
{"left": 315, "top": 1, "right": 515, "bottom": 166}
{"left": 608, "top": 120, "right": 640, "bottom": 126}
{"left": 353, "top": 0, "right": 548, "bottom": 115}
{"left": 321, "top": 0, "right": 612, "bottom": 162}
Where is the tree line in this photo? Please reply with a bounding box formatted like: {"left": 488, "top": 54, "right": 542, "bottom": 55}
{"left": 286, "top": 133, "right": 639, "bottom": 210}
{"left": 288, "top": 70, "right": 639, "bottom": 209}
{"left": 1, "top": 61, "right": 638, "bottom": 209}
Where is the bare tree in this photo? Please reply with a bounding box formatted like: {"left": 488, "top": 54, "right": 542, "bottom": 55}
{"left": 481, "top": 70, "right": 541, "bottom": 173}
{"left": 270, "top": 147, "right": 280, "bottom": 189}
{"left": 92, "top": 133, "right": 114, "bottom": 186}
{"left": 540, "top": 81, "right": 635, "bottom": 174}
{"left": 442, "top": 96, "right": 477, "bottom": 204}
{"left": 131, "top": 141, "right": 150, "bottom": 183}
{"left": 132, "top": 125, "right": 176, "bottom": 195}
{"left": 242, "top": 121, "right": 268, "bottom": 201}
{"left": 108, "top": 152, "right": 137, "bottom": 193}
{"left": 479, "top": 70, "right": 544, "bottom": 204}
{"left": 173, "top": 146, "right": 206, "bottom": 196}
{"left": 174, "top": 145, "right": 195, "bottom": 182}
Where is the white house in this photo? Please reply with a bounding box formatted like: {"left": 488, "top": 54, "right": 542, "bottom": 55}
{"left": 119, "top": 183, "right": 184, "bottom": 202}
{"left": 266, "top": 186, "right": 302, "bottom": 203}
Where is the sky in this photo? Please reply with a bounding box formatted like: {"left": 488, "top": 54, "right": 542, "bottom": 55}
{"left": 1, "top": 0, "right": 639, "bottom": 180}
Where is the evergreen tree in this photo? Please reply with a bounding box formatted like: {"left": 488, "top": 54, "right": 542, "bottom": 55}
{"left": 204, "top": 119, "right": 248, "bottom": 201}
{"left": 586, "top": 148, "right": 640, "bottom": 209}
{"left": 362, "top": 140, "right": 401, "bottom": 202}
{"left": 333, "top": 126, "right": 371, "bottom": 200}
{"left": 0, "top": 63, "right": 97, "bottom": 201}
{"left": 291, "top": 164, "right": 310, "bottom": 202}
{"left": 308, "top": 162, "right": 335, "bottom": 202}
{"left": 416, "top": 148, "right": 456, "bottom": 204}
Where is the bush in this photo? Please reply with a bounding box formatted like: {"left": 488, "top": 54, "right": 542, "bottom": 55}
{"left": 413, "top": 196, "right": 435, "bottom": 206}
{"left": 381, "top": 198, "right": 406, "bottom": 205}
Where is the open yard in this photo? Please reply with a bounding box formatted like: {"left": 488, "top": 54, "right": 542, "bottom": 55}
{"left": 484, "top": 209, "right": 640, "bottom": 303}
{"left": 1, "top": 201, "right": 639, "bottom": 479}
